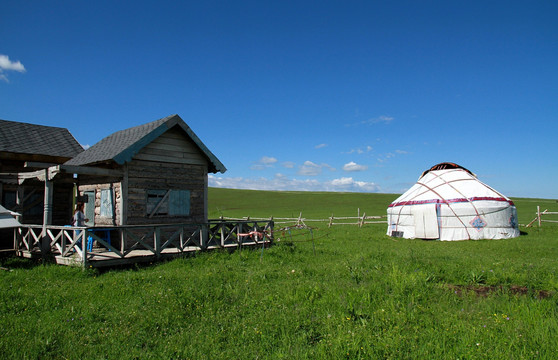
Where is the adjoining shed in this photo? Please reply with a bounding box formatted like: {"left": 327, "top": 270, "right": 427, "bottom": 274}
{"left": 387, "top": 162, "right": 519, "bottom": 241}
{"left": 64, "top": 114, "right": 226, "bottom": 228}
{"left": 0, "top": 119, "right": 84, "bottom": 226}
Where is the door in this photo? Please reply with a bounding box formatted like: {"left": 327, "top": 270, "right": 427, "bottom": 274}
{"left": 84, "top": 191, "right": 95, "bottom": 226}
{"left": 412, "top": 204, "right": 439, "bottom": 239}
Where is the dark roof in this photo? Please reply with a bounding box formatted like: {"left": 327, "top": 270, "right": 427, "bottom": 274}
{"left": 0, "top": 119, "right": 84, "bottom": 159}
{"left": 65, "top": 114, "right": 226, "bottom": 173}
{"left": 420, "top": 162, "right": 474, "bottom": 179}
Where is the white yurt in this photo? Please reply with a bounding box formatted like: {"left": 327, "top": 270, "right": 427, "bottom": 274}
{"left": 387, "top": 163, "right": 519, "bottom": 241}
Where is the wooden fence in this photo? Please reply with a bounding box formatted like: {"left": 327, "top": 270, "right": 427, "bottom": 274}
{"left": 14, "top": 219, "right": 274, "bottom": 267}
{"left": 222, "top": 209, "right": 386, "bottom": 229}
{"left": 526, "top": 206, "right": 558, "bottom": 227}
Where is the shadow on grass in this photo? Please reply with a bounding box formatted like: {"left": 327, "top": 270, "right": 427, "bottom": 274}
{"left": 0, "top": 254, "right": 43, "bottom": 270}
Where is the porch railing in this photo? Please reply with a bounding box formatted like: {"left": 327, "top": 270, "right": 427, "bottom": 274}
{"left": 14, "top": 219, "right": 274, "bottom": 267}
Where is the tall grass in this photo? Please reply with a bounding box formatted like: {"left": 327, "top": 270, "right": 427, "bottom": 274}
{"left": 1, "top": 189, "right": 557, "bottom": 359}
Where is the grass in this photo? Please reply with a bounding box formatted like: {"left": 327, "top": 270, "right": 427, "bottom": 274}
{"left": 1, "top": 188, "right": 557, "bottom": 359}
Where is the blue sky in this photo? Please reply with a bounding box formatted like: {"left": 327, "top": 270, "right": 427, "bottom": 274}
{"left": 1, "top": 1, "right": 557, "bottom": 198}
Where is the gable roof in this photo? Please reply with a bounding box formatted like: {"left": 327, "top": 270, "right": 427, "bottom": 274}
{"left": 0, "top": 119, "right": 84, "bottom": 160}
{"left": 65, "top": 114, "right": 226, "bottom": 173}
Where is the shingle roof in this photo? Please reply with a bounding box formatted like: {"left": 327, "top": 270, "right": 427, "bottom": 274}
{"left": 0, "top": 119, "right": 84, "bottom": 159}
{"left": 65, "top": 114, "right": 226, "bottom": 173}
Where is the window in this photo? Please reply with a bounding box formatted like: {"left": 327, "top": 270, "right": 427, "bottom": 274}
{"left": 2, "top": 191, "right": 17, "bottom": 210}
{"left": 169, "top": 190, "right": 190, "bottom": 216}
{"left": 100, "top": 189, "right": 113, "bottom": 218}
{"left": 147, "top": 190, "right": 169, "bottom": 216}
{"left": 24, "top": 191, "right": 43, "bottom": 216}
{"left": 147, "top": 189, "right": 190, "bottom": 217}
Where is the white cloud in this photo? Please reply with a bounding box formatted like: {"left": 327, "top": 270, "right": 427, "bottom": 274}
{"left": 0, "top": 54, "right": 26, "bottom": 82}
{"left": 347, "top": 115, "right": 394, "bottom": 127}
{"left": 343, "top": 161, "right": 368, "bottom": 172}
{"left": 260, "top": 156, "right": 277, "bottom": 165}
{"left": 297, "top": 161, "right": 334, "bottom": 176}
{"left": 251, "top": 156, "right": 278, "bottom": 170}
{"left": 368, "top": 115, "right": 394, "bottom": 124}
{"left": 315, "top": 143, "right": 328, "bottom": 149}
{"left": 329, "top": 177, "right": 380, "bottom": 192}
{"left": 208, "top": 174, "right": 380, "bottom": 193}
{"left": 298, "top": 161, "right": 322, "bottom": 176}
{"left": 344, "top": 145, "right": 373, "bottom": 155}
{"left": 281, "top": 161, "right": 295, "bottom": 169}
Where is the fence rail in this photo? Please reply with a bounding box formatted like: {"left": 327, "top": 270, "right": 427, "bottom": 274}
{"left": 525, "top": 206, "right": 558, "bottom": 227}
{"left": 15, "top": 219, "right": 274, "bottom": 267}
{"left": 222, "top": 209, "right": 386, "bottom": 229}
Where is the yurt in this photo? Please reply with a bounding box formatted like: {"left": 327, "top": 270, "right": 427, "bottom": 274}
{"left": 387, "top": 163, "right": 519, "bottom": 241}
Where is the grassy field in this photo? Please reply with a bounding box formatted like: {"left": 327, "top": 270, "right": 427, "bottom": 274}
{"left": 1, "top": 188, "right": 557, "bottom": 359}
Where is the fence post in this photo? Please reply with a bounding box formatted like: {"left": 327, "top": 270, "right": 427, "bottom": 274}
{"left": 537, "top": 206, "right": 541, "bottom": 227}
{"left": 220, "top": 221, "right": 225, "bottom": 247}
{"left": 329, "top": 213, "right": 333, "bottom": 228}
{"left": 82, "top": 229, "right": 88, "bottom": 268}
{"left": 153, "top": 227, "right": 159, "bottom": 258}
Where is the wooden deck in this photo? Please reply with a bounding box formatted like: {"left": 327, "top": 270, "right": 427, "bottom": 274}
{"left": 14, "top": 219, "right": 274, "bottom": 268}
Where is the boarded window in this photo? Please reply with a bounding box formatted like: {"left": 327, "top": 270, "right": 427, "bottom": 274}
{"left": 100, "top": 189, "right": 113, "bottom": 218}
{"left": 146, "top": 189, "right": 190, "bottom": 217}
{"left": 169, "top": 190, "right": 190, "bottom": 216}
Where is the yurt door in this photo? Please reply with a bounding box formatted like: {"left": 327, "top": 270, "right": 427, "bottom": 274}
{"left": 412, "top": 205, "right": 439, "bottom": 239}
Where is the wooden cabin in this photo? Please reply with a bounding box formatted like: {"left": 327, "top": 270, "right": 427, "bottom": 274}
{"left": 63, "top": 114, "right": 226, "bottom": 228}
{"left": 10, "top": 115, "right": 273, "bottom": 267}
{"left": 0, "top": 119, "right": 84, "bottom": 226}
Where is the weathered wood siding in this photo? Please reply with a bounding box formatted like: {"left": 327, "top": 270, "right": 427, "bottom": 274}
{"left": 125, "top": 127, "right": 209, "bottom": 225}
{"left": 133, "top": 127, "right": 207, "bottom": 166}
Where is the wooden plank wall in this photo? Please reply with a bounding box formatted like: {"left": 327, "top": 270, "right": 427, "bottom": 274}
{"left": 126, "top": 160, "right": 206, "bottom": 225}
{"left": 126, "top": 127, "right": 209, "bottom": 225}
{"left": 134, "top": 127, "right": 207, "bottom": 166}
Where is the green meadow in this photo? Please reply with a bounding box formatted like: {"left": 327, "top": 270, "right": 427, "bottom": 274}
{"left": 1, "top": 188, "right": 557, "bottom": 359}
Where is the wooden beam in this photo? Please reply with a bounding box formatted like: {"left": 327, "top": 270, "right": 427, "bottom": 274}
{"left": 24, "top": 161, "right": 59, "bottom": 169}
{"left": 49, "top": 165, "right": 123, "bottom": 178}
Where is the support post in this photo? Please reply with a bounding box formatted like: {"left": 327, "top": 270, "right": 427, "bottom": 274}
{"left": 201, "top": 224, "right": 208, "bottom": 249}
{"left": 120, "top": 164, "right": 128, "bottom": 226}
{"left": 16, "top": 186, "right": 24, "bottom": 223}
{"left": 41, "top": 170, "right": 53, "bottom": 255}
{"left": 537, "top": 206, "right": 541, "bottom": 227}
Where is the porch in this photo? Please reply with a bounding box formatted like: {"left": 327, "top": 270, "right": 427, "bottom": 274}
{"left": 14, "top": 219, "right": 274, "bottom": 268}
